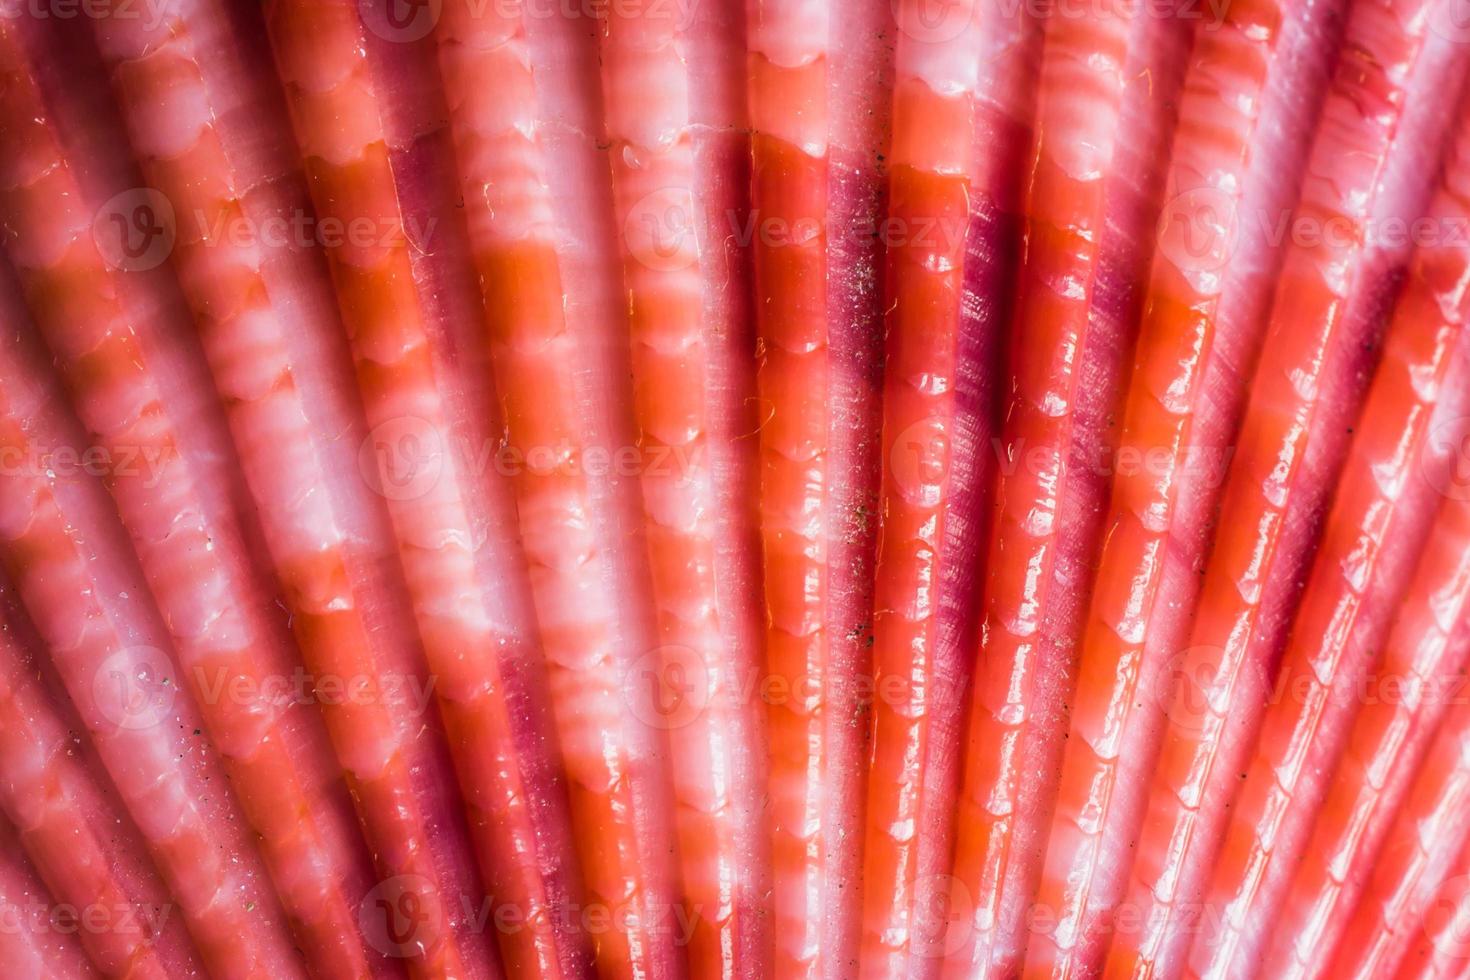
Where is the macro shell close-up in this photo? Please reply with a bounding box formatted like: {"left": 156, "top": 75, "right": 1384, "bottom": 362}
{"left": 0, "top": 0, "right": 1468, "bottom": 978}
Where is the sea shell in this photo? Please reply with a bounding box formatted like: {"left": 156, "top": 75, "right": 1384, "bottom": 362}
{"left": 0, "top": 1, "right": 1465, "bottom": 978}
